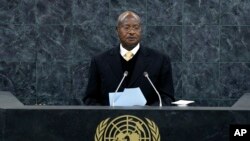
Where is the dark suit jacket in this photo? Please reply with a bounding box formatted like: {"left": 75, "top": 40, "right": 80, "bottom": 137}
{"left": 83, "top": 46, "right": 175, "bottom": 106}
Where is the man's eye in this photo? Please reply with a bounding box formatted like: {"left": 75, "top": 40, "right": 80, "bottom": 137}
{"left": 124, "top": 26, "right": 130, "bottom": 29}
{"left": 134, "top": 26, "right": 140, "bottom": 30}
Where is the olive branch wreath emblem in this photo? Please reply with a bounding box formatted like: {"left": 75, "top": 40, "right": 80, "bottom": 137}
{"left": 94, "top": 116, "right": 160, "bottom": 141}
{"left": 94, "top": 118, "right": 110, "bottom": 141}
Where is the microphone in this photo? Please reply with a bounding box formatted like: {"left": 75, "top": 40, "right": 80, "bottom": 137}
{"left": 112, "top": 71, "right": 128, "bottom": 106}
{"left": 144, "top": 72, "right": 162, "bottom": 107}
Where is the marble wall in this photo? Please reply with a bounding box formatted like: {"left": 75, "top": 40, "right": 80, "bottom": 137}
{"left": 0, "top": 0, "right": 250, "bottom": 105}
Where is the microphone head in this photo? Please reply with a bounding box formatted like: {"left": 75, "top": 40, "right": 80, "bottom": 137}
{"left": 124, "top": 71, "right": 128, "bottom": 76}
{"left": 143, "top": 72, "right": 148, "bottom": 77}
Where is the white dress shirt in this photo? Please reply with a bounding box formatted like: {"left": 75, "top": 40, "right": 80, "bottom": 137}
{"left": 120, "top": 43, "right": 140, "bottom": 57}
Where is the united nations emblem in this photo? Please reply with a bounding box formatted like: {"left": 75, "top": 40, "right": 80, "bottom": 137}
{"left": 95, "top": 115, "right": 160, "bottom": 141}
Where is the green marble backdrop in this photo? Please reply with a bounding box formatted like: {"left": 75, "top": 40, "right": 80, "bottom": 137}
{"left": 0, "top": 0, "right": 250, "bottom": 106}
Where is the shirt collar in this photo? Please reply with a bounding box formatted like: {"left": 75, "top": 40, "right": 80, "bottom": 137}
{"left": 120, "top": 43, "right": 140, "bottom": 56}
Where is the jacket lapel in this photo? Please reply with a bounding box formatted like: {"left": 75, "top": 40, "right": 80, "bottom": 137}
{"left": 107, "top": 47, "right": 123, "bottom": 81}
{"left": 128, "top": 47, "right": 151, "bottom": 86}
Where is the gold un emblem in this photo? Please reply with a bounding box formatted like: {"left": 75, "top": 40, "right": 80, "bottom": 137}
{"left": 95, "top": 115, "right": 160, "bottom": 141}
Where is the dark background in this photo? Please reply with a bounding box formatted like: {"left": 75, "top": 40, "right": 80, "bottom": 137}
{"left": 0, "top": 0, "right": 250, "bottom": 105}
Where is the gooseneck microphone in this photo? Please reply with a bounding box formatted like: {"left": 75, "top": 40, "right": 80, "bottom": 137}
{"left": 144, "top": 72, "right": 162, "bottom": 107}
{"left": 112, "top": 71, "right": 128, "bottom": 106}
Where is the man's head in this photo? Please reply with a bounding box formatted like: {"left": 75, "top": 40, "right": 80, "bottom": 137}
{"left": 116, "top": 11, "right": 142, "bottom": 50}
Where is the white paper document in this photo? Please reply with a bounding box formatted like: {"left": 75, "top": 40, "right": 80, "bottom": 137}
{"left": 109, "top": 87, "right": 147, "bottom": 106}
{"left": 109, "top": 92, "right": 123, "bottom": 105}
{"left": 171, "top": 100, "right": 194, "bottom": 106}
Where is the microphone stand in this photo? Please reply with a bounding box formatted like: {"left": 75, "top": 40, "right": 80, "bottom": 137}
{"left": 144, "top": 72, "right": 162, "bottom": 107}
{"left": 112, "top": 71, "right": 128, "bottom": 106}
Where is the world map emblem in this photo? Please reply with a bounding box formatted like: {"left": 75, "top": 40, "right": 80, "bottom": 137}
{"left": 95, "top": 115, "right": 160, "bottom": 141}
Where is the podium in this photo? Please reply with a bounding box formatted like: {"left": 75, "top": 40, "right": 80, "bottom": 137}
{"left": 1, "top": 91, "right": 250, "bottom": 141}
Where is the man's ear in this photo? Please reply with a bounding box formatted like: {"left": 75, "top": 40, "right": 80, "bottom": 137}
{"left": 116, "top": 26, "right": 119, "bottom": 35}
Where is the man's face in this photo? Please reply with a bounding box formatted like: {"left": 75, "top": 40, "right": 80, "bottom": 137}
{"left": 117, "top": 15, "right": 142, "bottom": 49}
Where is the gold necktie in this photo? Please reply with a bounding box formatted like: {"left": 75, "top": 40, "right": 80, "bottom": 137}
{"left": 123, "top": 51, "right": 134, "bottom": 61}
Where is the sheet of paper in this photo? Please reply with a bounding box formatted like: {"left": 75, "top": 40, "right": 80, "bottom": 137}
{"left": 171, "top": 100, "right": 194, "bottom": 106}
{"left": 109, "top": 92, "right": 123, "bottom": 106}
{"left": 109, "top": 87, "right": 147, "bottom": 106}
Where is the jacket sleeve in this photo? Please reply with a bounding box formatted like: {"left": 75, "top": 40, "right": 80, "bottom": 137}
{"left": 83, "top": 58, "right": 102, "bottom": 105}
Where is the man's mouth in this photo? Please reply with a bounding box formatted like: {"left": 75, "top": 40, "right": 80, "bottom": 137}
{"left": 127, "top": 37, "right": 136, "bottom": 40}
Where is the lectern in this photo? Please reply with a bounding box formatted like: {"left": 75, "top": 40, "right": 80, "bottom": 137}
{"left": 1, "top": 91, "right": 250, "bottom": 141}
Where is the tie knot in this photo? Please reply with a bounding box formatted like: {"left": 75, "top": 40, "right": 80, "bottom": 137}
{"left": 123, "top": 51, "right": 134, "bottom": 61}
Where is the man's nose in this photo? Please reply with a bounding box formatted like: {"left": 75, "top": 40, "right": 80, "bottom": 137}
{"left": 128, "top": 29, "right": 135, "bottom": 34}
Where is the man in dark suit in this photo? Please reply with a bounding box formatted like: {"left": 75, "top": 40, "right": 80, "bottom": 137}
{"left": 83, "top": 11, "right": 174, "bottom": 106}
